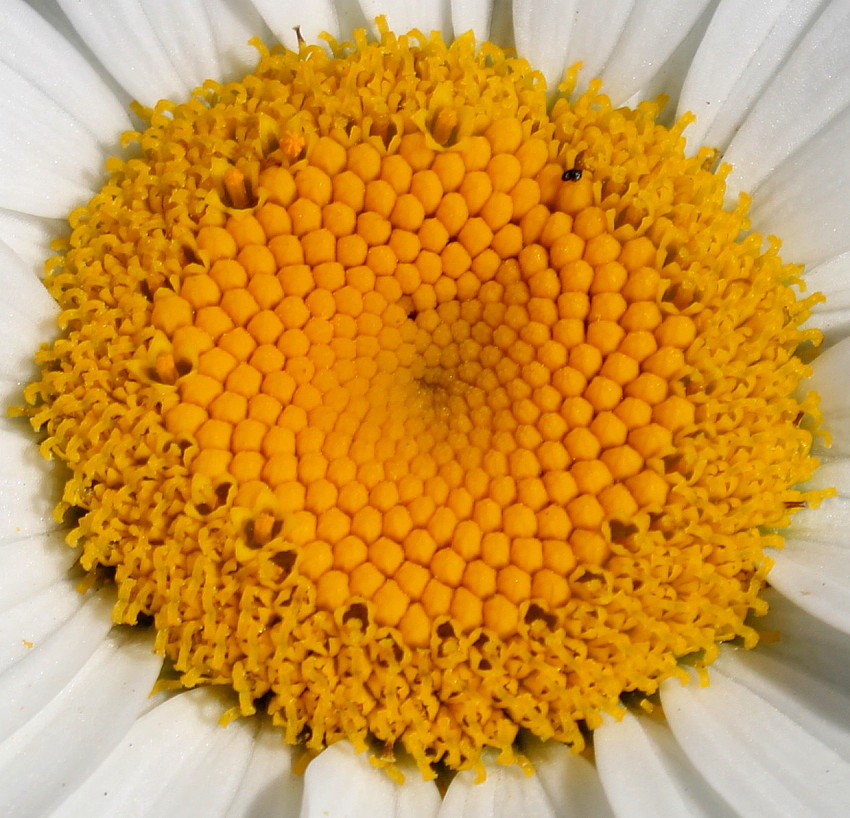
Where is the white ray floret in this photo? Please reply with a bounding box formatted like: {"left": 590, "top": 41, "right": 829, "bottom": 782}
{"left": 358, "top": 0, "right": 453, "bottom": 40}
{"left": 450, "top": 0, "right": 493, "bottom": 42}
{"left": 661, "top": 662, "right": 850, "bottom": 818}
{"left": 678, "top": 0, "right": 824, "bottom": 153}
{"left": 595, "top": 710, "right": 738, "bottom": 818}
{"left": 299, "top": 741, "right": 441, "bottom": 818}
{"left": 0, "top": 628, "right": 161, "bottom": 816}
{"left": 251, "top": 0, "right": 366, "bottom": 52}
{"left": 770, "top": 457, "right": 850, "bottom": 634}
{"left": 224, "top": 724, "right": 303, "bottom": 818}
{"left": 0, "top": 590, "right": 113, "bottom": 743}
{"left": 523, "top": 738, "right": 615, "bottom": 817}
{"left": 438, "top": 754, "right": 556, "bottom": 818}
{"left": 723, "top": 1, "right": 850, "bottom": 197}
{"left": 51, "top": 688, "right": 258, "bottom": 818}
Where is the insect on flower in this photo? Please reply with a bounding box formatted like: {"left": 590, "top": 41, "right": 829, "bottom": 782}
{"left": 562, "top": 149, "right": 586, "bottom": 181}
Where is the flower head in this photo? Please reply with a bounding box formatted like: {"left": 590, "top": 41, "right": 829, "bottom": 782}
{"left": 2, "top": 1, "right": 850, "bottom": 816}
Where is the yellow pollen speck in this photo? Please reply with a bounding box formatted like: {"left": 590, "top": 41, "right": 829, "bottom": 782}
{"left": 18, "top": 19, "right": 831, "bottom": 778}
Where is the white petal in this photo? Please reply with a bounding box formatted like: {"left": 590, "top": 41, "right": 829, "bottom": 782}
{"left": 0, "top": 0, "right": 129, "bottom": 146}
{"left": 250, "top": 0, "right": 340, "bottom": 49}
{"left": 53, "top": 688, "right": 257, "bottom": 818}
{"left": 0, "top": 242, "right": 63, "bottom": 539}
{"left": 757, "top": 586, "right": 850, "bottom": 694}
{"left": 512, "top": 0, "right": 579, "bottom": 91}
{"left": 224, "top": 723, "right": 303, "bottom": 818}
{"left": 300, "top": 741, "right": 441, "bottom": 818}
{"left": 770, "top": 540, "right": 850, "bottom": 636}
{"left": 251, "top": 0, "right": 366, "bottom": 49}
{"left": 0, "top": 209, "right": 64, "bottom": 280}
{"left": 144, "top": 724, "right": 256, "bottom": 817}
{"left": 620, "top": 9, "right": 712, "bottom": 120}
{"left": 0, "top": 576, "right": 85, "bottom": 676}
{"left": 23, "top": 0, "right": 77, "bottom": 31}
{"left": 661, "top": 664, "right": 850, "bottom": 818}
{"left": 551, "top": 0, "right": 638, "bottom": 97}
{"left": 56, "top": 0, "right": 222, "bottom": 105}
{"left": 0, "top": 0, "right": 135, "bottom": 218}
{"left": 0, "top": 239, "right": 57, "bottom": 321}
{"left": 488, "top": 0, "right": 515, "bottom": 49}
{"left": 358, "top": 0, "right": 453, "bottom": 38}
{"left": 745, "top": 104, "right": 850, "bottom": 267}
{"left": 523, "top": 738, "right": 614, "bottom": 818}
{"left": 714, "top": 647, "right": 850, "bottom": 763}
{"left": 0, "top": 627, "right": 161, "bottom": 816}
{"left": 804, "top": 336, "right": 850, "bottom": 458}
{"left": 0, "top": 241, "right": 57, "bottom": 388}
{"left": 0, "top": 419, "right": 64, "bottom": 545}
{"left": 439, "top": 757, "right": 556, "bottom": 818}
{"left": 596, "top": 0, "right": 714, "bottom": 106}
{"left": 678, "top": 0, "right": 823, "bottom": 152}
{"left": 0, "top": 530, "right": 76, "bottom": 609}
{"left": 0, "top": 589, "right": 112, "bottom": 743}
{"left": 0, "top": 64, "right": 105, "bottom": 218}
{"left": 790, "top": 457, "right": 850, "bottom": 507}
{"left": 724, "top": 1, "right": 850, "bottom": 197}
{"left": 770, "top": 534, "right": 850, "bottom": 633}
{"left": 203, "top": 0, "right": 275, "bottom": 79}
{"left": 451, "top": 0, "right": 493, "bottom": 41}
{"left": 768, "top": 453, "right": 850, "bottom": 634}
{"left": 393, "top": 764, "right": 443, "bottom": 817}
{"left": 805, "top": 249, "right": 850, "bottom": 348}
{"left": 595, "top": 711, "right": 737, "bottom": 818}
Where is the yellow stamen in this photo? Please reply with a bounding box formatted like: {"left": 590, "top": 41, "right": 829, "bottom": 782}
{"left": 19, "top": 20, "right": 830, "bottom": 777}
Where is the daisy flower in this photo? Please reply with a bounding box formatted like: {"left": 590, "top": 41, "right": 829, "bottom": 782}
{"left": 2, "top": 0, "right": 850, "bottom": 816}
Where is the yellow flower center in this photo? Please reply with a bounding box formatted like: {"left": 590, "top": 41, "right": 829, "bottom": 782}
{"left": 22, "top": 22, "right": 828, "bottom": 776}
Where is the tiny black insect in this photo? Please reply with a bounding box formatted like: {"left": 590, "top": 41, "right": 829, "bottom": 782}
{"left": 562, "top": 150, "right": 586, "bottom": 181}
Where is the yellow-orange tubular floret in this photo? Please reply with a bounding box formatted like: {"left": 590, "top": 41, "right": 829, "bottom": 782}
{"left": 21, "top": 21, "right": 828, "bottom": 776}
